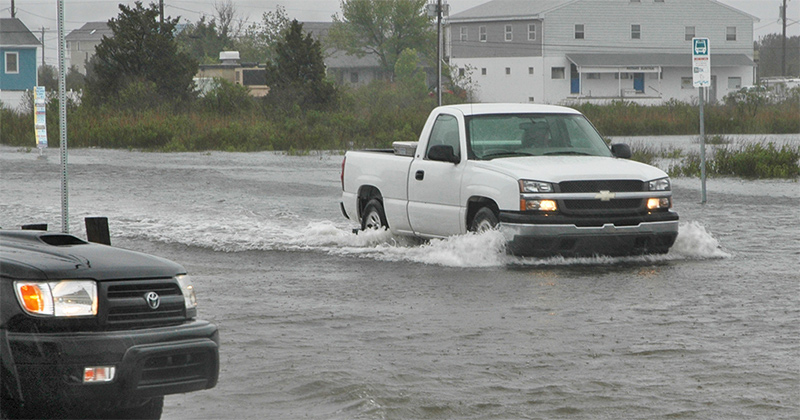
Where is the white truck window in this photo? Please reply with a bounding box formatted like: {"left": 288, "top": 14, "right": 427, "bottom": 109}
{"left": 426, "top": 114, "right": 460, "bottom": 159}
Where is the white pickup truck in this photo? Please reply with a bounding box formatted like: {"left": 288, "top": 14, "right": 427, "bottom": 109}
{"left": 340, "top": 104, "right": 679, "bottom": 256}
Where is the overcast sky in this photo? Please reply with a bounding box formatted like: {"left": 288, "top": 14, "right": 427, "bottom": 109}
{"left": 2, "top": 0, "right": 797, "bottom": 66}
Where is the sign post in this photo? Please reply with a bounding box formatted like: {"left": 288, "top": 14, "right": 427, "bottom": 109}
{"left": 34, "top": 86, "right": 47, "bottom": 157}
{"left": 692, "top": 38, "right": 710, "bottom": 204}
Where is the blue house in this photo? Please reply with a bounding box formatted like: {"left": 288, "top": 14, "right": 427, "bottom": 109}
{"left": 1, "top": 18, "right": 40, "bottom": 108}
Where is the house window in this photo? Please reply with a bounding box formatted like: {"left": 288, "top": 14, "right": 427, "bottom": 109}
{"left": 506, "top": 67, "right": 511, "bottom": 75}
{"left": 551, "top": 67, "right": 565, "bottom": 79}
{"left": 460, "top": 27, "right": 467, "bottom": 41}
{"left": 685, "top": 26, "right": 695, "bottom": 41}
{"left": 350, "top": 72, "right": 359, "bottom": 83}
{"left": 528, "top": 97, "right": 535, "bottom": 102}
{"left": 528, "top": 24, "right": 536, "bottom": 40}
{"left": 728, "top": 77, "right": 741, "bottom": 89}
{"left": 528, "top": 67, "right": 535, "bottom": 75}
{"left": 479, "top": 26, "right": 487, "bottom": 42}
{"left": 631, "top": 24, "right": 641, "bottom": 39}
{"left": 5, "top": 52, "right": 19, "bottom": 74}
{"left": 727, "top": 26, "right": 736, "bottom": 41}
{"left": 655, "top": 0, "right": 664, "bottom": 2}
{"left": 459, "top": 68, "right": 466, "bottom": 77}
{"left": 575, "top": 24, "right": 585, "bottom": 40}
{"left": 681, "top": 77, "right": 693, "bottom": 89}
{"left": 587, "top": 73, "right": 601, "bottom": 79}
{"left": 481, "top": 68, "right": 487, "bottom": 75}
{"left": 505, "top": 25, "right": 513, "bottom": 41}
{"left": 630, "top": 0, "right": 641, "bottom": 2}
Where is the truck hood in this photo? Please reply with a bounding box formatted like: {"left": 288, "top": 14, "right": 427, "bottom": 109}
{"left": 0, "top": 230, "right": 185, "bottom": 281}
{"left": 473, "top": 156, "right": 668, "bottom": 183}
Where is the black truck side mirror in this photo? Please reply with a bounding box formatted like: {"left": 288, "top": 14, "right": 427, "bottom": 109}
{"left": 611, "top": 143, "right": 632, "bottom": 159}
{"left": 427, "top": 145, "right": 460, "bottom": 164}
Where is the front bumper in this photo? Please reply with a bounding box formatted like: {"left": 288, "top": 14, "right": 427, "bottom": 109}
{"left": 5, "top": 320, "right": 219, "bottom": 407}
{"left": 499, "top": 210, "right": 679, "bottom": 257}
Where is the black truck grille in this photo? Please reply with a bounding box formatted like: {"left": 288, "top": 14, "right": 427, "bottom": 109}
{"left": 558, "top": 180, "right": 645, "bottom": 193}
{"left": 102, "top": 279, "right": 186, "bottom": 328}
{"left": 561, "top": 198, "right": 644, "bottom": 214}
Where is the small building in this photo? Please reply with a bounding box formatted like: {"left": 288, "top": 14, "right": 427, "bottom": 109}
{"left": 0, "top": 18, "right": 40, "bottom": 109}
{"left": 447, "top": 0, "right": 758, "bottom": 105}
{"left": 195, "top": 51, "right": 269, "bottom": 97}
{"left": 65, "top": 22, "right": 113, "bottom": 74}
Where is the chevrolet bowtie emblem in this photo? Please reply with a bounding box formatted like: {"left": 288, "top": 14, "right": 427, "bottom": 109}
{"left": 595, "top": 190, "right": 616, "bottom": 201}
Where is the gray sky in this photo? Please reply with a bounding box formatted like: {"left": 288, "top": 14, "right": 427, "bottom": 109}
{"left": 2, "top": 0, "right": 797, "bottom": 67}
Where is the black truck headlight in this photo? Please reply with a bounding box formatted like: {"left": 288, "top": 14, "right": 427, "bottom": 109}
{"left": 14, "top": 280, "right": 98, "bottom": 317}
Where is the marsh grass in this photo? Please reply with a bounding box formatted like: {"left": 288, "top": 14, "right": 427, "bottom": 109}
{"left": 630, "top": 142, "right": 800, "bottom": 179}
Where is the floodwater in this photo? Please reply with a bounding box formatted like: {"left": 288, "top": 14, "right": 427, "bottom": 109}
{"left": 1, "top": 136, "right": 798, "bottom": 419}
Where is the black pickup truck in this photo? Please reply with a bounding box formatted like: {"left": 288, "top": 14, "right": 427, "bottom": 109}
{"left": 1, "top": 230, "right": 219, "bottom": 419}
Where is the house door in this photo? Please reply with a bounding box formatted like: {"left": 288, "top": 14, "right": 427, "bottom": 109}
{"left": 570, "top": 64, "right": 580, "bottom": 94}
{"left": 633, "top": 73, "right": 644, "bottom": 93}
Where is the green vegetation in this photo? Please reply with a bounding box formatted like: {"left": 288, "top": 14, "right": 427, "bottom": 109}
{"left": 573, "top": 93, "right": 800, "bottom": 136}
{"left": 665, "top": 143, "right": 800, "bottom": 179}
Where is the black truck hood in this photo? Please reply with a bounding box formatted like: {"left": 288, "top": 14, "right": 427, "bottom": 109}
{"left": 0, "top": 230, "right": 185, "bottom": 281}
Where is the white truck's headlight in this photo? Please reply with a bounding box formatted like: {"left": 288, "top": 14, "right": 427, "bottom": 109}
{"left": 14, "top": 280, "right": 97, "bottom": 317}
{"left": 648, "top": 178, "right": 671, "bottom": 191}
{"left": 176, "top": 274, "right": 198, "bottom": 309}
{"left": 519, "top": 180, "right": 554, "bottom": 193}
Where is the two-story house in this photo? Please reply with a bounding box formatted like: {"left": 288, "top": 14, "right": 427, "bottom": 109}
{"left": 0, "top": 18, "right": 40, "bottom": 109}
{"left": 447, "top": 0, "right": 758, "bottom": 104}
{"left": 65, "top": 22, "right": 113, "bottom": 74}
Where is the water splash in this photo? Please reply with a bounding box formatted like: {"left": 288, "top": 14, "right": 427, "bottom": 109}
{"left": 2, "top": 202, "right": 728, "bottom": 268}
{"left": 670, "top": 221, "right": 730, "bottom": 259}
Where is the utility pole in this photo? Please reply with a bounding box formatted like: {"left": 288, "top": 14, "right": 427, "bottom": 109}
{"left": 427, "top": 1, "right": 449, "bottom": 107}
{"left": 40, "top": 27, "right": 49, "bottom": 67}
{"left": 781, "top": 0, "right": 787, "bottom": 76}
{"left": 437, "top": 0, "right": 442, "bottom": 107}
{"left": 10, "top": 0, "right": 15, "bottom": 18}
{"left": 160, "top": 0, "right": 164, "bottom": 24}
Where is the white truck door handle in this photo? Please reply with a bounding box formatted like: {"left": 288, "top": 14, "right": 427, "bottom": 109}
{"left": 415, "top": 170, "right": 424, "bottom": 180}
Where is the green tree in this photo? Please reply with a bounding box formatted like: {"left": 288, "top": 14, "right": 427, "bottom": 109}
{"left": 84, "top": 1, "right": 198, "bottom": 108}
{"left": 328, "top": 0, "right": 435, "bottom": 80}
{"left": 756, "top": 34, "right": 800, "bottom": 78}
{"left": 394, "top": 48, "right": 427, "bottom": 96}
{"left": 234, "top": 5, "right": 291, "bottom": 63}
{"left": 37, "top": 65, "right": 58, "bottom": 92}
{"left": 66, "top": 65, "right": 86, "bottom": 91}
{"left": 176, "top": 16, "right": 230, "bottom": 63}
{"left": 176, "top": 1, "right": 240, "bottom": 64}
{"left": 264, "top": 20, "right": 336, "bottom": 110}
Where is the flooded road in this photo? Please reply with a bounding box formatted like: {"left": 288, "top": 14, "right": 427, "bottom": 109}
{"left": 1, "top": 138, "right": 798, "bottom": 419}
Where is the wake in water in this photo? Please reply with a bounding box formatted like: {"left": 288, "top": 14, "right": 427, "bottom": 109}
{"left": 2, "top": 202, "right": 727, "bottom": 268}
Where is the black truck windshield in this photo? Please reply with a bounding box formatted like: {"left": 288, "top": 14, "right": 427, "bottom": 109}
{"left": 466, "top": 113, "right": 613, "bottom": 160}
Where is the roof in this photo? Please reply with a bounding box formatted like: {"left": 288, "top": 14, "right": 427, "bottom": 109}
{"left": 448, "top": 0, "right": 758, "bottom": 23}
{"left": 439, "top": 103, "right": 581, "bottom": 116}
{"left": 0, "top": 18, "right": 41, "bottom": 46}
{"left": 66, "top": 22, "right": 113, "bottom": 42}
{"left": 567, "top": 53, "right": 755, "bottom": 68}
{"left": 447, "top": 0, "right": 574, "bottom": 22}
{"left": 301, "top": 22, "right": 333, "bottom": 40}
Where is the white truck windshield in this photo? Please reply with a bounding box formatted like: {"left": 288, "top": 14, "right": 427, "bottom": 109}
{"left": 466, "top": 114, "right": 612, "bottom": 160}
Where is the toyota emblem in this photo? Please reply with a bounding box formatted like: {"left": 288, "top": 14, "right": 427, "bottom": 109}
{"left": 145, "top": 292, "right": 160, "bottom": 310}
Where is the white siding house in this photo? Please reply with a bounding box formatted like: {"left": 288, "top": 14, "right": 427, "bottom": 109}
{"left": 65, "top": 22, "right": 113, "bottom": 74}
{"left": 447, "top": 0, "right": 758, "bottom": 104}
